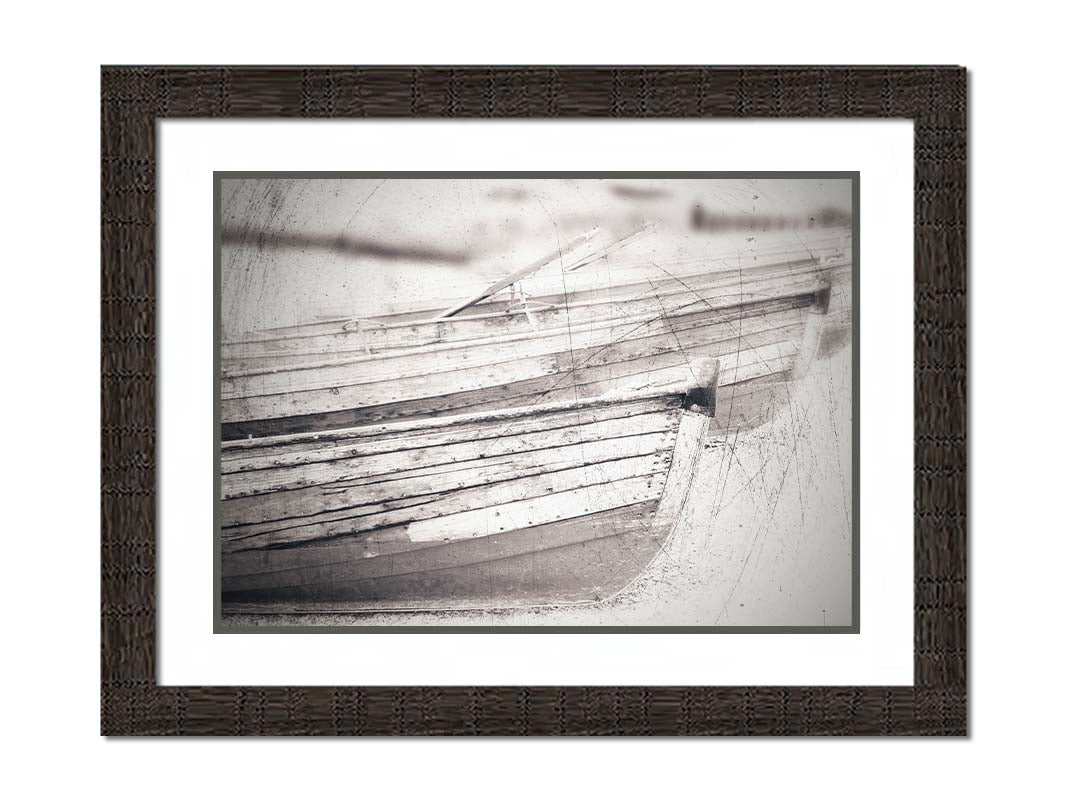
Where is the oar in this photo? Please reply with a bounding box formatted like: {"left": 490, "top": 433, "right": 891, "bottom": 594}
{"left": 433, "top": 228, "right": 600, "bottom": 319}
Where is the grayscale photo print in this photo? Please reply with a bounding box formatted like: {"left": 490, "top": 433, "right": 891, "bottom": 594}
{"left": 217, "top": 174, "right": 857, "bottom": 630}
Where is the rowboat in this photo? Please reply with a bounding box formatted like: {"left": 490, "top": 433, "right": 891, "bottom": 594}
{"left": 220, "top": 233, "right": 851, "bottom": 439}
{"left": 221, "top": 361, "right": 720, "bottom": 612}
{"left": 218, "top": 230, "right": 851, "bottom": 613}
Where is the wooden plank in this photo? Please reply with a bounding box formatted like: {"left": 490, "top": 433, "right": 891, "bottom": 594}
{"left": 229, "top": 324, "right": 803, "bottom": 424}
{"left": 221, "top": 250, "right": 837, "bottom": 351}
{"left": 223, "top": 388, "right": 684, "bottom": 443}
{"left": 222, "top": 411, "right": 679, "bottom": 499}
{"left": 405, "top": 254, "right": 849, "bottom": 327}
{"left": 656, "top": 410, "right": 712, "bottom": 521}
{"left": 791, "top": 302, "right": 828, "bottom": 379}
{"left": 477, "top": 254, "right": 837, "bottom": 316}
{"left": 221, "top": 265, "right": 838, "bottom": 367}
{"left": 221, "top": 259, "right": 828, "bottom": 358}
{"left": 222, "top": 430, "right": 678, "bottom": 524}
{"left": 221, "top": 501, "right": 669, "bottom": 608}
{"left": 222, "top": 451, "right": 673, "bottom": 552}
{"left": 405, "top": 473, "right": 669, "bottom": 542}
{"left": 219, "top": 298, "right": 810, "bottom": 407}
{"left": 221, "top": 310, "right": 810, "bottom": 423}
{"left": 221, "top": 233, "right": 850, "bottom": 346}
{"left": 223, "top": 392, "right": 679, "bottom": 453}
{"left": 464, "top": 240, "right": 842, "bottom": 314}
{"left": 221, "top": 267, "right": 826, "bottom": 367}
{"left": 221, "top": 500, "right": 660, "bottom": 590}
{"left": 221, "top": 336, "right": 801, "bottom": 437}
{"left": 220, "top": 278, "right": 820, "bottom": 389}
{"left": 222, "top": 535, "right": 435, "bottom": 579}
{"left": 226, "top": 438, "right": 675, "bottom": 526}
{"left": 222, "top": 397, "right": 679, "bottom": 472}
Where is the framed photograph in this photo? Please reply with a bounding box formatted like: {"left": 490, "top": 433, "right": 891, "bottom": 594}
{"left": 216, "top": 171, "right": 857, "bottom": 631}
{"left": 101, "top": 66, "right": 966, "bottom": 734}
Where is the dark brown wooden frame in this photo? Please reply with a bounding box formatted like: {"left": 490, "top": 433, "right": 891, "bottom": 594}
{"left": 101, "top": 66, "right": 966, "bottom": 736}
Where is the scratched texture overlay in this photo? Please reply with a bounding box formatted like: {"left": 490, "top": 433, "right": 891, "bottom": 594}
{"left": 217, "top": 176, "right": 855, "bottom": 629}
{"left": 101, "top": 67, "right": 966, "bottom": 735}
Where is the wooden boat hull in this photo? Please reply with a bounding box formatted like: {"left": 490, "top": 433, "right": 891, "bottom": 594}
{"left": 222, "top": 500, "right": 668, "bottom": 610}
{"left": 221, "top": 380, "right": 714, "bottom": 613}
{"left": 230, "top": 233, "right": 850, "bottom": 338}
{"left": 220, "top": 259, "right": 845, "bottom": 438}
{"left": 223, "top": 254, "right": 847, "bottom": 363}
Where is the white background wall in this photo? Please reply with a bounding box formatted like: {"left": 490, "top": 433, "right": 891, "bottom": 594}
{"left": 2, "top": 2, "right": 1063, "bottom": 799}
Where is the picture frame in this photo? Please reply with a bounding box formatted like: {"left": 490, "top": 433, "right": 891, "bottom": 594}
{"left": 101, "top": 65, "right": 966, "bottom": 735}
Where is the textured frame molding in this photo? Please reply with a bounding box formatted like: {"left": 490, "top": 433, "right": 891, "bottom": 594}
{"left": 101, "top": 66, "right": 966, "bottom": 736}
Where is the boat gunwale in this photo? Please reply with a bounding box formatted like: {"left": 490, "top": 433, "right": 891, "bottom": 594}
{"left": 223, "top": 254, "right": 849, "bottom": 349}
{"left": 221, "top": 275, "right": 829, "bottom": 382}
{"left": 220, "top": 337, "right": 796, "bottom": 430}
{"left": 220, "top": 306, "right": 811, "bottom": 405}
{"left": 221, "top": 382, "right": 703, "bottom": 451}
